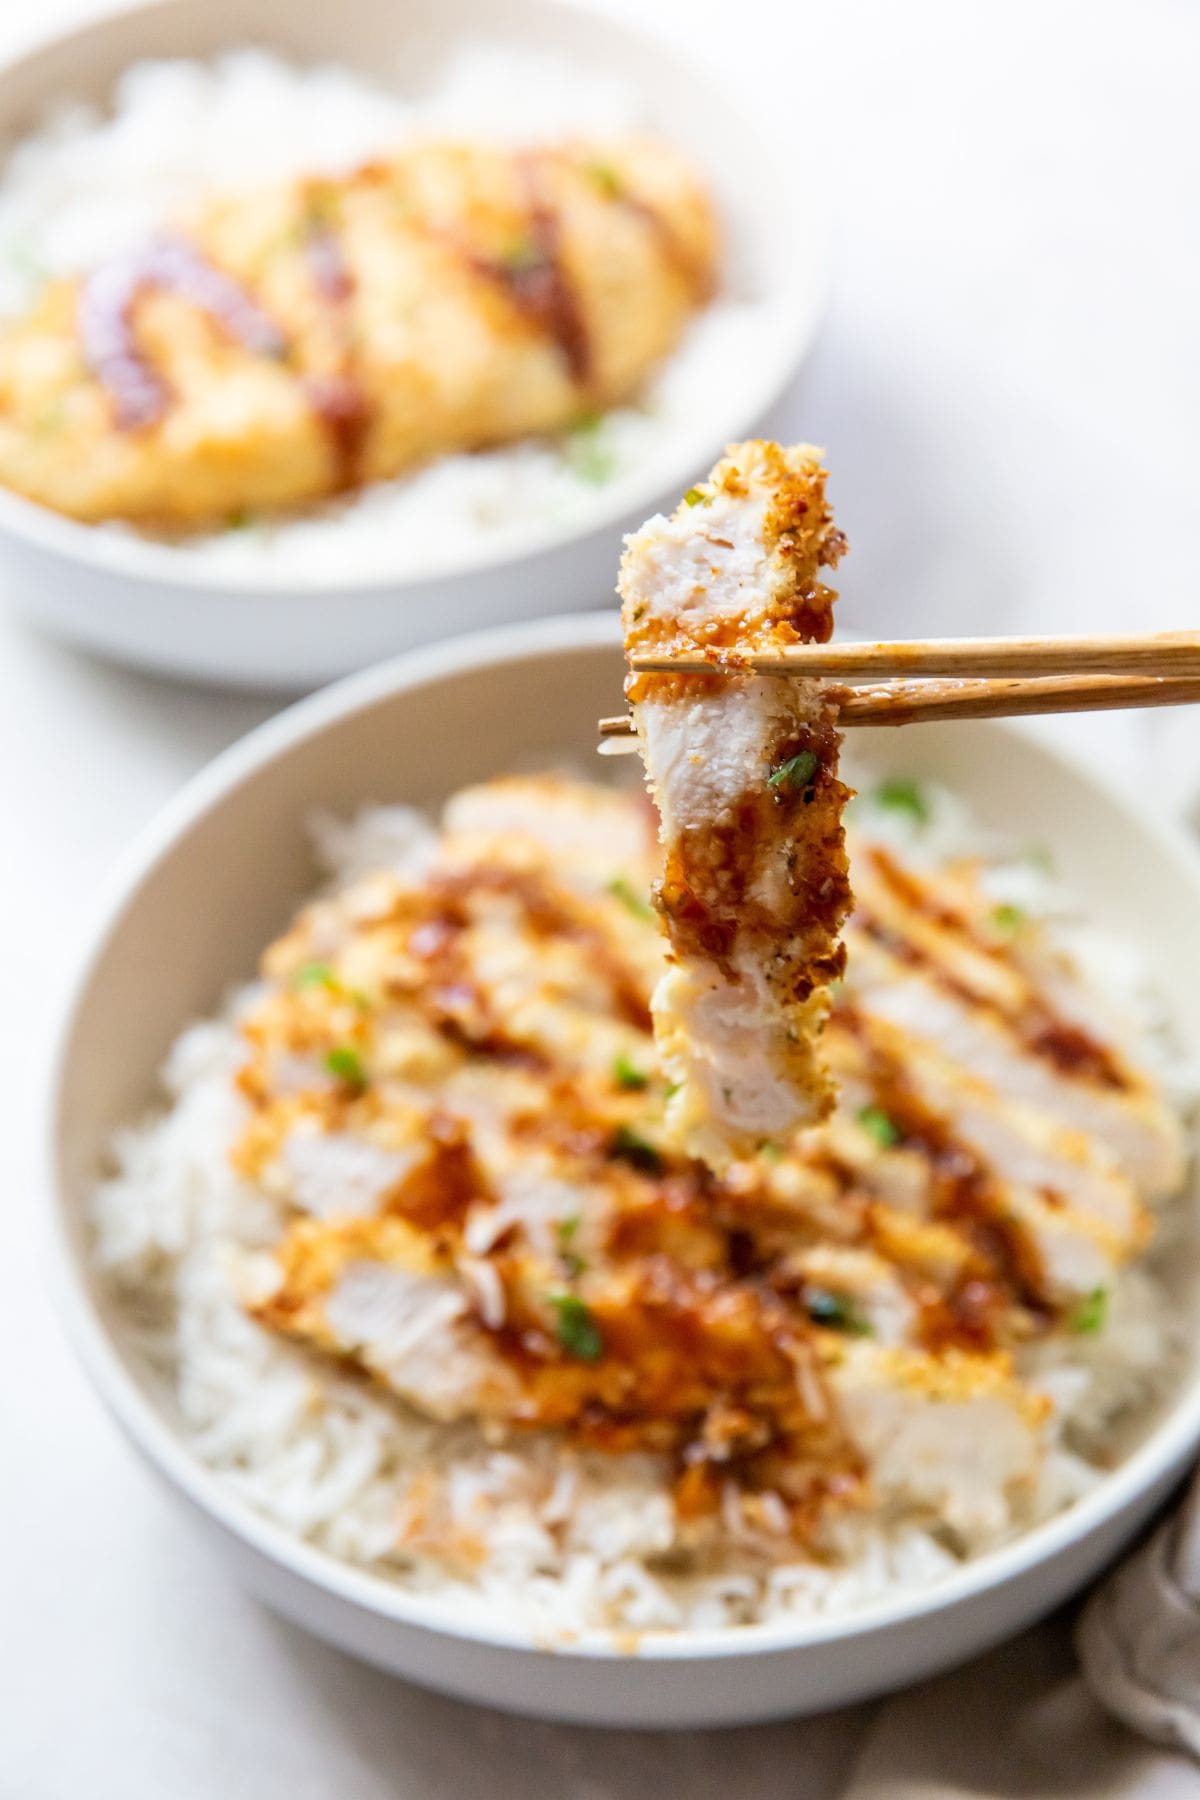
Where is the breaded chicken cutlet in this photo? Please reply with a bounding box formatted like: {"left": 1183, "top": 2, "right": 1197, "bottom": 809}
{"left": 619, "top": 441, "right": 852, "bottom": 1169}
{"left": 0, "top": 137, "right": 715, "bottom": 528}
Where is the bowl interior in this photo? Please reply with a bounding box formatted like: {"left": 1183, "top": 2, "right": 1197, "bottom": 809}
{"left": 51, "top": 617, "right": 1200, "bottom": 1653}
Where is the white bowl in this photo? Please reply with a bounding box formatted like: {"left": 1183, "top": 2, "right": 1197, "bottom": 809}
{"left": 0, "top": 0, "right": 828, "bottom": 691}
{"left": 46, "top": 615, "right": 1200, "bottom": 1726}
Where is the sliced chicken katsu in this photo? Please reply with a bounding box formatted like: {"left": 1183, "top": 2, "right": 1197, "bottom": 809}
{"left": 824, "top": 1006, "right": 1144, "bottom": 1309}
{"left": 829, "top": 1342, "right": 1047, "bottom": 1543}
{"left": 0, "top": 136, "right": 715, "bottom": 528}
{"left": 846, "top": 845, "right": 1185, "bottom": 1200}
{"left": 230, "top": 774, "right": 1184, "bottom": 1552}
{"left": 619, "top": 441, "right": 852, "bottom": 1169}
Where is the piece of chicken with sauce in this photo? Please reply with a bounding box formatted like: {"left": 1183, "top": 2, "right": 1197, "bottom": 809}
{"left": 619, "top": 440, "right": 852, "bottom": 1170}
{"left": 0, "top": 136, "right": 715, "bottom": 529}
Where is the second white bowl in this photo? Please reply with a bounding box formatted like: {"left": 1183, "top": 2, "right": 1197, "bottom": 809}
{"left": 0, "top": 0, "right": 828, "bottom": 688}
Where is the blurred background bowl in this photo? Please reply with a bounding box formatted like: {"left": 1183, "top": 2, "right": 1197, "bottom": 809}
{"left": 46, "top": 614, "right": 1200, "bottom": 1726}
{"left": 0, "top": 0, "right": 830, "bottom": 690}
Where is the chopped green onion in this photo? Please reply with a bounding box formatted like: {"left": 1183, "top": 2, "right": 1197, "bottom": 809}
{"left": 610, "top": 1125, "right": 663, "bottom": 1174}
{"left": 759, "top": 1141, "right": 784, "bottom": 1163}
{"left": 6, "top": 237, "right": 49, "bottom": 285}
{"left": 873, "top": 777, "right": 929, "bottom": 824}
{"left": 858, "top": 1105, "right": 901, "bottom": 1149}
{"left": 768, "top": 750, "right": 820, "bottom": 794}
{"left": 225, "top": 508, "right": 254, "bottom": 532}
{"left": 1070, "top": 1287, "right": 1109, "bottom": 1335}
{"left": 587, "top": 162, "right": 623, "bottom": 198}
{"left": 570, "top": 445, "right": 616, "bottom": 485}
{"left": 991, "top": 902, "right": 1025, "bottom": 933}
{"left": 34, "top": 399, "right": 66, "bottom": 437}
{"left": 501, "top": 236, "right": 543, "bottom": 274}
{"left": 313, "top": 191, "right": 341, "bottom": 229}
{"left": 294, "top": 961, "right": 336, "bottom": 990}
{"left": 607, "top": 875, "right": 653, "bottom": 920}
{"left": 549, "top": 1292, "right": 603, "bottom": 1361}
{"left": 613, "top": 1052, "right": 649, "bottom": 1091}
{"left": 805, "top": 1287, "right": 873, "bottom": 1335}
{"left": 325, "top": 1045, "right": 367, "bottom": 1089}
{"left": 664, "top": 1081, "right": 681, "bottom": 1100}
{"left": 566, "top": 411, "right": 616, "bottom": 485}
{"left": 683, "top": 486, "right": 709, "bottom": 507}
{"left": 556, "top": 1214, "right": 585, "bottom": 1277}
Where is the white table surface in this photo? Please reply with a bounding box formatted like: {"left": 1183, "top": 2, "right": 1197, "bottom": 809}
{"left": 2, "top": 1, "right": 1198, "bottom": 1794}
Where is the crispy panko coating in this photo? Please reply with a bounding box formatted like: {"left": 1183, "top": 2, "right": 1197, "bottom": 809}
{"left": 619, "top": 441, "right": 852, "bottom": 1169}
{"left": 0, "top": 137, "right": 715, "bottom": 528}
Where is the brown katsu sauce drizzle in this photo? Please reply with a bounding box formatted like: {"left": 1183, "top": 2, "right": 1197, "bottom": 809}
{"left": 299, "top": 193, "right": 373, "bottom": 489}
{"left": 833, "top": 1000, "right": 1052, "bottom": 1345}
{"left": 612, "top": 187, "right": 714, "bottom": 302}
{"left": 468, "top": 152, "right": 591, "bottom": 385}
{"left": 305, "top": 372, "right": 372, "bottom": 490}
{"left": 78, "top": 233, "right": 286, "bottom": 430}
{"left": 656, "top": 708, "right": 852, "bottom": 992}
{"left": 384, "top": 1114, "right": 488, "bottom": 1237}
{"left": 863, "top": 846, "right": 972, "bottom": 936}
{"left": 303, "top": 213, "right": 355, "bottom": 306}
{"left": 405, "top": 865, "right": 652, "bottom": 1053}
{"left": 1022, "top": 1018, "right": 1128, "bottom": 1091}
{"left": 857, "top": 848, "right": 1130, "bottom": 1093}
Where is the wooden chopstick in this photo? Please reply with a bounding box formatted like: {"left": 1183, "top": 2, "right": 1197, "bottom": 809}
{"left": 836, "top": 672, "right": 1200, "bottom": 725}
{"left": 629, "top": 631, "right": 1200, "bottom": 681}
{"left": 597, "top": 671, "right": 1200, "bottom": 749}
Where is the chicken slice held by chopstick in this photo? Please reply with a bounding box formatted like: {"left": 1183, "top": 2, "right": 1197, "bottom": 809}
{"left": 619, "top": 440, "right": 852, "bottom": 1169}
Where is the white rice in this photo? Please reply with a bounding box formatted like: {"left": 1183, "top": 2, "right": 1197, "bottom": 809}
{"left": 0, "top": 48, "right": 774, "bottom": 579}
{"left": 89, "top": 773, "right": 1198, "bottom": 1640}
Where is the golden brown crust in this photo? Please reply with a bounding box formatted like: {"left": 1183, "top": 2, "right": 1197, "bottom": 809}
{"left": 623, "top": 441, "right": 846, "bottom": 680}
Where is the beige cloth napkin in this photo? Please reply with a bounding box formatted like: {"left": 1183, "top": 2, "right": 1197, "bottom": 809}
{"left": 844, "top": 1610, "right": 1200, "bottom": 1799}
{"left": 836, "top": 1480, "right": 1200, "bottom": 1799}
{"left": 1076, "top": 1478, "right": 1200, "bottom": 1759}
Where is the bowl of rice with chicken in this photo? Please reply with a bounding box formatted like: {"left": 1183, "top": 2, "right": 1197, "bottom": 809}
{"left": 47, "top": 590, "right": 1200, "bottom": 1724}
{"left": 0, "top": 0, "right": 825, "bottom": 686}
